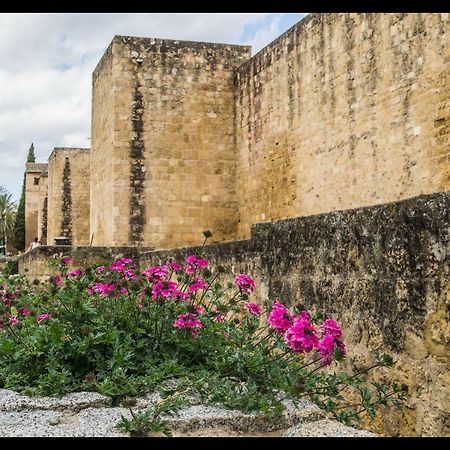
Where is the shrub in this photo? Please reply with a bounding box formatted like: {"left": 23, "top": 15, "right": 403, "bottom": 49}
{"left": 0, "top": 244, "right": 406, "bottom": 432}
{"left": 2, "top": 258, "right": 18, "bottom": 276}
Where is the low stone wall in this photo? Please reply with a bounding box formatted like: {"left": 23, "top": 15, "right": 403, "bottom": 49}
{"left": 18, "top": 246, "right": 153, "bottom": 280}
{"left": 17, "top": 191, "right": 449, "bottom": 436}
{"left": 140, "top": 190, "right": 450, "bottom": 437}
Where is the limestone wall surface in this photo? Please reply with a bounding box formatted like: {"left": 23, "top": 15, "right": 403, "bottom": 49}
{"left": 236, "top": 13, "right": 450, "bottom": 238}
{"left": 24, "top": 163, "right": 48, "bottom": 250}
{"left": 47, "top": 148, "right": 90, "bottom": 246}
{"left": 91, "top": 36, "right": 250, "bottom": 248}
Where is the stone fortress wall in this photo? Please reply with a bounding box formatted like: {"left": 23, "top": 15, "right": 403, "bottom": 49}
{"left": 24, "top": 163, "right": 48, "bottom": 248}
{"left": 235, "top": 13, "right": 450, "bottom": 238}
{"left": 90, "top": 37, "right": 250, "bottom": 248}
{"left": 20, "top": 13, "right": 450, "bottom": 436}
{"left": 25, "top": 13, "right": 449, "bottom": 250}
{"left": 46, "top": 148, "right": 91, "bottom": 246}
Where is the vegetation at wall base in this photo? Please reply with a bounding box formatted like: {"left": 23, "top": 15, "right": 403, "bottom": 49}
{"left": 0, "top": 242, "right": 406, "bottom": 435}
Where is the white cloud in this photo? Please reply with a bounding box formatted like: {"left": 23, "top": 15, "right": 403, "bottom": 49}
{"left": 0, "top": 13, "right": 303, "bottom": 200}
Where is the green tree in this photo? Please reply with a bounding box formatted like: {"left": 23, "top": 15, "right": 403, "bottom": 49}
{"left": 27, "top": 143, "right": 35, "bottom": 163}
{"left": 0, "top": 188, "right": 17, "bottom": 255}
{"left": 12, "top": 143, "right": 35, "bottom": 251}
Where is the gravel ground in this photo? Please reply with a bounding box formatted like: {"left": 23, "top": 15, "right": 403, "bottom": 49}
{"left": 0, "top": 389, "right": 377, "bottom": 437}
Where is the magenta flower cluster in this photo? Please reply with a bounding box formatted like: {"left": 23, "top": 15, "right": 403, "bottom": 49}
{"left": 235, "top": 274, "right": 256, "bottom": 294}
{"left": 173, "top": 312, "right": 203, "bottom": 338}
{"left": 1, "top": 253, "right": 345, "bottom": 370}
{"left": 268, "top": 302, "right": 345, "bottom": 366}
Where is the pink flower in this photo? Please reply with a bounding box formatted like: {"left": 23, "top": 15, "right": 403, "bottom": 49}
{"left": 285, "top": 316, "right": 319, "bottom": 353}
{"left": 120, "top": 288, "right": 129, "bottom": 296}
{"left": 166, "top": 262, "right": 183, "bottom": 271}
{"left": 185, "top": 266, "right": 196, "bottom": 275}
{"left": 171, "top": 290, "right": 188, "bottom": 302}
{"left": 92, "top": 283, "right": 116, "bottom": 297}
{"left": 37, "top": 313, "right": 51, "bottom": 323}
{"left": 54, "top": 275, "right": 62, "bottom": 286}
{"left": 20, "top": 308, "right": 30, "bottom": 317}
{"left": 188, "top": 277, "right": 208, "bottom": 292}
{"left": 245, "top": 302, "right": 262, "bottom": 316}
{"left": 67, "top": 268, "right": 81, "bottom": 278}
{"left": 96, "top": 265, "right": 105, "bottom": 274}
{"left": 173, "top": 313, "right": 202, "bottom": 337}
{"left": 196, "top": 258, "right": 209, "bottom": 268}
{"left": 268, "top": 302, "right": 293, "bottom": 334}
{"left": 62, "top": 257, "right": 73, "bottom": 265}
{"left": 185, "top": 255, "right": 209, "bottom": 274}
{"left": 0, "top": 323, "right": 3, "bottom": 330}
{"left": 151, "top": 281, "right": 178, "bottom": 299}
{"left": 142, "top": 266, "right": 169, "bottom": 282}
{"left": 86, "top": 288, "right": 94, "bottom": 295}
{"left": 109, "top": 260, "right": 125, "bottom": 273}
{"left": 235, "top": 274, "right": 256, "bottom": 294}
{"left": 321, "top": 319, "right": 342, "bottom": 340}
{"left": 186, "top": 255, "right": 197, "bottom": 265}
{"left": 120, "top": 257, "right": 133, "bottom": 265}
{"left": 318, "top": 334, "right": 336, "bottom": 366}
{"left": 9, "top": 317, "right": 19, "bottom": 326}
{"left": 124, "top": 269, "right": 137, "bottom": 281}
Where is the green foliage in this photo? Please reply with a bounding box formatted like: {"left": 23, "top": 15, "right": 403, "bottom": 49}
{"left": 2, "top": 259, "right": 18, "bottom": 276}
{"left": 27, "top": 143, "right": 36, "bottom": 163}
{"left": 0, "top": 188, "right": 17, "bottom": 255}
{"left": 12, "top": 144, "right": 35, "bottom": 252}
{"left": 118, "top": 395, "right": 187, "bottom": 436}
{"left": 0, "top": 251, "right": 407, "bottom": 436}
{"left": 12, "top": 176, "right": 25, "bottom": 252}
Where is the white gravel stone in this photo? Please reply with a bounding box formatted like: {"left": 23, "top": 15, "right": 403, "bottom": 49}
{"left": 0, "top": 388, "right": 377, "bottom": 437}
{"left": 283, "top": 418, "right": 379, "bottom": 437}
{"left": 0, "top": 389, "right": 111, "bottom": 412}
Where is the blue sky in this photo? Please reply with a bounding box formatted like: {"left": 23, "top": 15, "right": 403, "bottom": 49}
{"left": 0, "top": 13, "right": 307, "bottom": 202}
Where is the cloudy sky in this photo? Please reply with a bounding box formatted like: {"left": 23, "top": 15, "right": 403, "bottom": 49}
{"left": 0, "top": 13, "right": 307, "bottom": 202}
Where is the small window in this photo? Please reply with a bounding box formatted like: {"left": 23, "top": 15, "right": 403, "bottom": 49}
{"left": 34, "top": 177, "right": 40, "bottom": 185}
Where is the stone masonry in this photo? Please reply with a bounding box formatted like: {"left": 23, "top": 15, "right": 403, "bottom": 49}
{"left": 24, "top": 163, "right": 48, "bottom": 249}
{"left": 47, "top": 148, "right": 90, "bottom": 246}
{"left": 24, "top": 13, "right": 449, "bottom": 250}
{"left": 236, "top": 13, "right": 450, "bottom": 238}
{"left": 90, "top": 36, "right": 250, "bottom": 248}
{"left": 17, "top": 14, "right": 450, "bottom": 436}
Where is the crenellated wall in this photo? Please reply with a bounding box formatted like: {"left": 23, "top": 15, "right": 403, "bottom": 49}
{"left": 235, "top": 13, "right": 450, "bottom": 238}
{"left": 47, "top": 148, "right": 90, "bottom": 246}
{"left": 90, "top": 36, "right": 250, "bottom": 248}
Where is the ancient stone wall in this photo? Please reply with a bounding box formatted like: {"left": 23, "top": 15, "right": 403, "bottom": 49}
{"left": 47, "top": 148, "right": 90, "bottom": 246}
{"left": 139, "top": 190, "right": 450, "bottom": 437}
{"left": 18, "top": 245, "right": 153, "bottom": 279}
{"left": 24, "top": 163, "right": 48, "bottom": 250}
{"left": 37, "top": 173, "right": 48, "bottom": 245}
{"left": 90, "top": 36, "right": 251, "bottom": 248}
{"left": 91, "top": 42, "right": 115, "bottom": 247}
{"left": 236, "top": 13, "right": 450, "bottom": 238}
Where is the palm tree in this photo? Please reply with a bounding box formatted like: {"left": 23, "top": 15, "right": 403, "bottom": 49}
{"left": 0, "top": 189, "right": 17, "bottom": 255}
